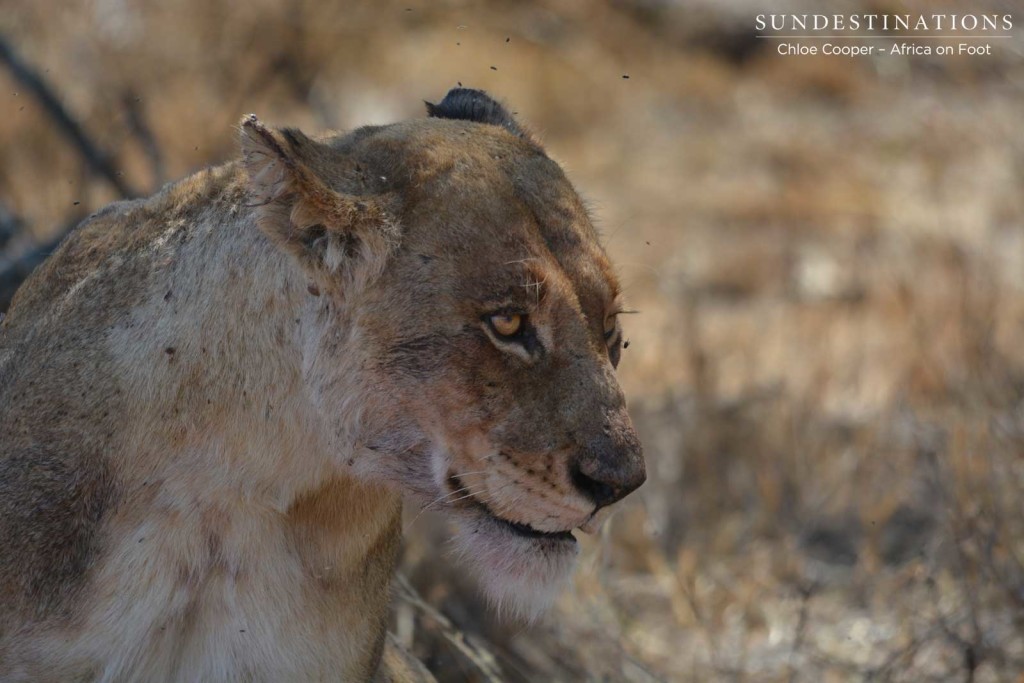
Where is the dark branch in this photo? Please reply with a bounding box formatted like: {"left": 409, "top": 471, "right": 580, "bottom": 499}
{"left": 0, "top": 202, "right": 23, "bottom": 252}
{"left": 0, "top": 34, "right": 135, "bottom": 198}
{"left": 121, "top": 90, "right": 166, "bottom": 187}
{"left": 0, "top": 225, "right": 66, "bottom": 313}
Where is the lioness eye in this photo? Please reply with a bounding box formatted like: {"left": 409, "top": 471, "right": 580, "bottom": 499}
{"left": 604, "top": 319, "right": 617, "bottom": 340}
{"left": 489, "top": 313, "right": 523, "bottom": 338}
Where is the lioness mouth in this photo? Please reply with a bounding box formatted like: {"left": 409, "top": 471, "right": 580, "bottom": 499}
{"left": 447, "top": 474, "right": 577, "bottom": 543}
{"left": 500, "top": 517, "right": 576, "bottom": 543}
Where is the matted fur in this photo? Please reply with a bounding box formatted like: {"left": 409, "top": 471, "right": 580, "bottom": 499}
{"left": 0, "top": 89, "right": 643, "bottom": 681}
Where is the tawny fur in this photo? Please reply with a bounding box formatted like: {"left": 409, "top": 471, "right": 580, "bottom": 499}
{"left": 0, "top": 93, "right": 643, "bottom": 681}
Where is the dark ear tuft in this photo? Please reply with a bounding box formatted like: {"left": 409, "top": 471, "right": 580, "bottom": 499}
{"left": 425, "top": 88, "right": 525, "bottom": 137}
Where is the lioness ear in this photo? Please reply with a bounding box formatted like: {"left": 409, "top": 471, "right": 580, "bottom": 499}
{"left": 239, "top": 115, "right": 397, "bottom": 291}
{"left": 425, "top": 87, "right": 540, "bottom": 147}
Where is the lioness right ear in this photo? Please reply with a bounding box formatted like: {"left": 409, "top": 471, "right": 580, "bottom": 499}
{"left": 239, "top": 115, "right": 397, "bottom": 292}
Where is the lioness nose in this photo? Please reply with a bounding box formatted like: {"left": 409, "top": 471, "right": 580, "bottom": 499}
{"left": 571, "top": 426, "right": 645, "bottom": 509}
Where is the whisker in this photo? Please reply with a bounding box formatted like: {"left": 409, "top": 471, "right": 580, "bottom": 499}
{"left": 440, "top": 489, "right": 486, "bottom": 507}
{"left": 405, "top": 479, "right": 501, "bottom": 530}
{"left": 421, "top": 485, "right": 471, "bottom": 511}
{"left": 451, "top": 468, "right": 492, "bottom": 478}
{"left": 405, "top": 479, "right": 520, "bottom": 532}
{"left": 451, "top": 473, "right": 495, "bottom": 483}
{"left": 405, "top": 490, "right": 467, "bottom": 531}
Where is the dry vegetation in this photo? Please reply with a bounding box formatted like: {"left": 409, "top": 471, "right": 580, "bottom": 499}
{"left": 2, "top": 0, "right": 1023, "bottom": 680}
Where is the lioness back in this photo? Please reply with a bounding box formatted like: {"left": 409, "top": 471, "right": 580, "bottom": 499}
{"left": 0, "top": 167, "right": 245, "bottom": 622}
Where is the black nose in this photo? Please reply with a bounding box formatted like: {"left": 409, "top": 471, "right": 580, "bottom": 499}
{"left": 571, "top": 432, "right": 645, "bottom": 509}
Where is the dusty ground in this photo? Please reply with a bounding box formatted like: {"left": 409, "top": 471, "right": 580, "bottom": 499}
{"left": 2, "top": 1, "right": 1023, "bottom": 680}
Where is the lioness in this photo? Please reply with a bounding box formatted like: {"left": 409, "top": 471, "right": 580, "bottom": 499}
{"left": 0, "top": 88, "right": 644, "bottom": 681}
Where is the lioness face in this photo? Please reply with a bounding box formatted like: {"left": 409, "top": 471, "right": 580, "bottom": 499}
{"left": 352, "top": 113, "right": 645, "bottom": 618}
{"left": 243, "top": 90, "right": 645, "bottom": 618}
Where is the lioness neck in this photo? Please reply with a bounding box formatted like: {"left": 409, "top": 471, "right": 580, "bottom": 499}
{"left": 108, "top": 188, "right": 342, "bottom": 502}
{"left": 97, "top": 171, "right": 402, "bottom": 581}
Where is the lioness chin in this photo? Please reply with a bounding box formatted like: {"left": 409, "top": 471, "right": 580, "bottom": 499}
{"left": 0, "top": 88, "right": 644, "bottom": 682}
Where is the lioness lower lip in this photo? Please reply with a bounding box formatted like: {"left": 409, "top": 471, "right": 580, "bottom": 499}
{"left": 500, "top": 517, "right": 575, "bottom": 542}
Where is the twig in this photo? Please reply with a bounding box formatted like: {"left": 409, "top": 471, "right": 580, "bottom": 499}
{"left": 0, "top": 202, "right": 23, "bottom": 251}
{"left": 925, "top": 570, "right": 984, "bottom": 683}
{"left": 647, "top": 547, "right": 721, "bottom": 671}
{"left": 786, "top": 582, "right": 815, "bottom": 683}
{"left": 0, "top": 227, "right": 66, "bottom": 313}
{"left": 121, "top": 90, "right": 165, "bottom": 187}
{"left": 0, "top": 34, "right": 134, "bottom": 198}
{"left": 865, "top": 622, "right": 945, "bottom": 682}
{"left": 392, "top": 573, "right": 507, "bottom": 682}
{"left": 0, "top": 212, "right": 80, "bottom": 313}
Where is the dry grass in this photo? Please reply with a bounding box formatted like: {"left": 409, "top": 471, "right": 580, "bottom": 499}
{"left": 2, "top": 0, "right": 1024, "bottom": 680}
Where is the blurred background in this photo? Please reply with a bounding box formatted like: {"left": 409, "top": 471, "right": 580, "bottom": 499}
{"left": 2, "top": 1, "right": 1023, "bottom": 680}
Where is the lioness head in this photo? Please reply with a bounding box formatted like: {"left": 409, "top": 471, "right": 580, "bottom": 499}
{"left": 241, "top": 88, "right": 644, "bottom": 618}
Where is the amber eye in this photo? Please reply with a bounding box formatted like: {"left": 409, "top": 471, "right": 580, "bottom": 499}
{"left": 489, "top": 313, "right": 523, "bottom": 338}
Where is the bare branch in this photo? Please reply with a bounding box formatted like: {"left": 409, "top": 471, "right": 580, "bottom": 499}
{"left": 0, "top": 202, "right": 23, "bottom": 251}
{"left": 121, "top": 90, "right": 165, "bottom": 187}
{"left": 393, "top": 573, "right": 507, "bottom": 682}
{"left": 0, "top": 34, "right": 135, "bottom": 198}
{"left": 0, "top": 220, "right": 69, "bottom": 313}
